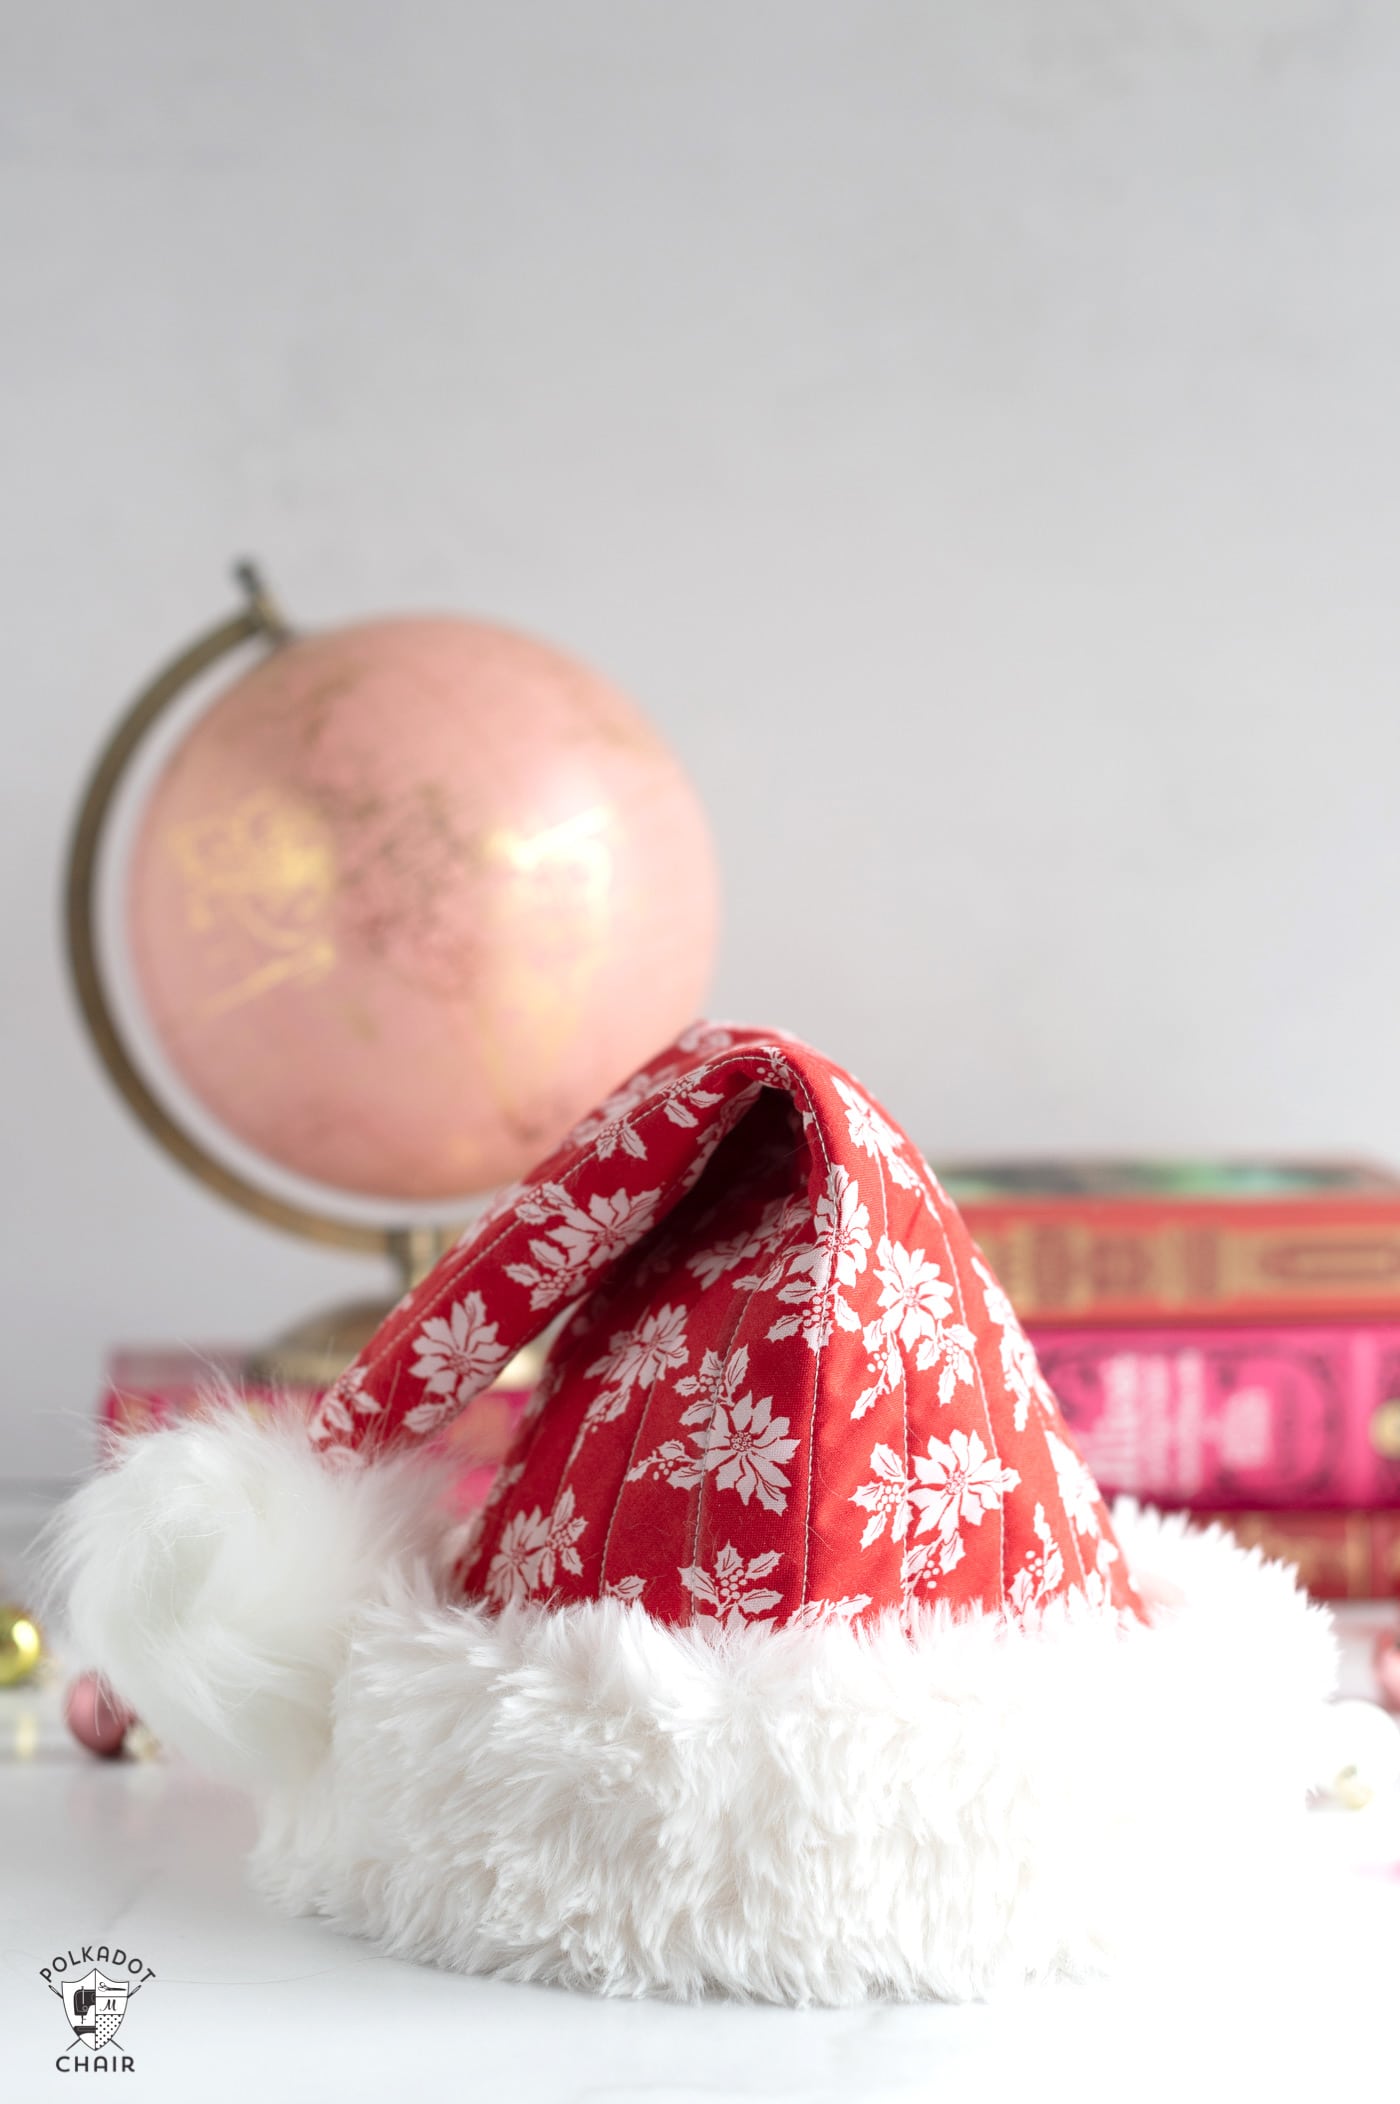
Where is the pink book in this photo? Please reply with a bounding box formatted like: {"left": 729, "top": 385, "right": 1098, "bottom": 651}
{"left": 1030, "top": 1321, "right": 1400, "bottom": 1509}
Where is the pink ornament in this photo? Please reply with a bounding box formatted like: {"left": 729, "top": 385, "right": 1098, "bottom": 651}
{"left": 65, "top": 1673, "right": 137, "bottom": 1757}
{"left": 1373, "top": 1628, "right": 1400, "bottom": 1711}
{"left": 126, "top": 618, "right": 719, "bottom": 1201}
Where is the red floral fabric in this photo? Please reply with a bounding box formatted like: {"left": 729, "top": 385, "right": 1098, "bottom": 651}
{"left": 310, "top": 1023, "right": 1143, "bottom": 1630}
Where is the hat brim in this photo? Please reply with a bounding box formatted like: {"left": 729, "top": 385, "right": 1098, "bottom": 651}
{"left": 54, "top": 1410, "right": 1336, "bottom": 2005}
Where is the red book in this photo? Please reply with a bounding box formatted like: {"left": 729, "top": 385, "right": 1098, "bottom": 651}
{"left": 942, "top": 1157, "right": 1400, "bottom": 1325}
{"left": 1031, "top": 1320, "right": 1400, "bottom": 1509}
{"left": 1191, "top": 1509, "right": 1400, "bottom": 1600}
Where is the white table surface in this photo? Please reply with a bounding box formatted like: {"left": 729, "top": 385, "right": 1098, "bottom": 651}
{"left": 3, "top": 1495, "right": 1399, "bottom": 2104}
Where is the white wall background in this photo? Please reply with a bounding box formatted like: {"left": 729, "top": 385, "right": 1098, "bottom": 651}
{"left": 5, "top": 0, "right": 1400, "bottom": 1484}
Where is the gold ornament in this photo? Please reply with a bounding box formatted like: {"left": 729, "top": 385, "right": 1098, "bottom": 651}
{"left": 0, "top": 1605, "right": 44, "bottom": 1687}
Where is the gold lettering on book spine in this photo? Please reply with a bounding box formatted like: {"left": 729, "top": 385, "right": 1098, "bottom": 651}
{"left": 964, "top": 1220, "right": 1400, "bottom": 1319}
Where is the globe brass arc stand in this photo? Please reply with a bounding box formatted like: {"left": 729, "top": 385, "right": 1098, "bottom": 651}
{"left": 63, "top": 562, "right": 470, "bottom": 1386}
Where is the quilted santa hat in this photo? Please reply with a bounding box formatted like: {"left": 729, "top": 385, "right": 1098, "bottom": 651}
{"left": 56, "top": 1023, "right": 1334, "bottom": 2004}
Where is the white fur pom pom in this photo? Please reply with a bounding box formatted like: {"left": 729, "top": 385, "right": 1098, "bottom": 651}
{"left": 45, "top": 1405, "right": 447, "bottom": 1788}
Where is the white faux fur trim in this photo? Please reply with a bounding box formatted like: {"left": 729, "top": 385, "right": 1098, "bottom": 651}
{"left": 50, "top": 1414, "right": 1337, "bottom": 2005}
{"left": 50, "top": 1406, "right": 453, "bottom": 1785}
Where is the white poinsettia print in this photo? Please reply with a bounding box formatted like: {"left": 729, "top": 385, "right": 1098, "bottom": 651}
{"left": 312, "top": 1363, "right": 382, "bottom": 1439}
{"left": 851, "top": 1237, "right": 966, "bottom": 1420}
{"left": 789, "top": 1594, "right": 873, "bottom": 1629}
{"left": 581, "top": 1303, "right": 690, "bottom": 1432}
{"left": 1045, "top": 1429, "right": 1103, "bottom": 1538}
{"left": 694, "top": 1390, "right": 798, "bottom": 1511}
{"left": 587, "top": 1303, "right": 690, "bottom": 1395}
{"left": 973, "top": 1256, "right": 1058, "bottom": 1433}
{"left": 872, "top": 1236, "right": 954, "bottom": 1347}
{"left": 468, "top": 1176, "right": 529, "bottom": 1237}
{"left": 623, "top": 1435, "right": 703, "bottom": 1493}
{"left": 675, "top": 1343, "right": 752, "bottom": 1417}
{"left": 850, "top": 1442, "right": 916, "bottom": 1548}
{"left": 1076, "top": 1534, "right": 1122, "bottom": 1613}
{"left": 759, "top": 1167, "right": 871, "bottom": 1352}
{"left": 537, "top": 1487, "right": 587, "bottom": 1586}
{"left": 568, "top": 1060, "right": 729, "bottom": 1162}
{"left": 622, "top": 1350, "right": 747, "bottom": 1492}
{"left": 1008, "top": 1502, "right": 1066, "bottom": 1615}
{"left": 913, "top": 1317, "right": 979, "bottom": 1405}
{"left": 691, "top": 1192, "right": 809, "bottom": 1290}
{"left": 484, "top": 1507, "right": 550, "bottom": 1604}
{"left": 654, "top": 1069, "right": 727, "bottom": 1132}
{"left": 483, "top": 1487, "right": 587, "bottom": 1605}
{"left": 906, "top": 1428, "right": 1020, "bottom": 1577}
{"left": 684, "top": 1220, "right": 757, "bottom": 1292}
{"left": 766, "top": 1248, "right": 865, "bottom": 1352}
{"left": 628, "top": 1346, "right": 799, "bottom": 1512}
{"left": 813, "top": 1166, "right": 872, "bottom": 1287}
{"left": 566, "top": 1069, "right": 659, "bottom": 1161}
{"left": 831, "top": 1075, "right": 922, "bottom": 1190}
{"left": 679, "top": 1544, "right": 784, "bottom": 1630}
{"left": 752, "top": 1168, "right": 867, "bottom": 1292}
{"left": 504, "top": 1183, "right": 662, "bottom": 1310}
{"left": 853, "top": 1323, "right": 905, "bottom": 1420}
{"left": 405, "top": 1292, "right": 508, "bottom": 1430}
{"left": 900, "top": 1531, "right": 966, "bottom": 1592}
{"left": 677, "top": 1081, "right": 764, "bottom": 1196}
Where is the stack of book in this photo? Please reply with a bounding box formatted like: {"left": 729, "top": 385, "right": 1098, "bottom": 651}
{"left": 946, "top": 1158, "right": 1400, "bottom": 1599}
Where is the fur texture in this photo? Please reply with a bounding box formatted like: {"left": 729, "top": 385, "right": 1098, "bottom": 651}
{"left": 49, "top": 1405, "right": 452, "bottom": 1784}
{"left": 49, "top": 1411, "right": 1337, "bottom": 2004}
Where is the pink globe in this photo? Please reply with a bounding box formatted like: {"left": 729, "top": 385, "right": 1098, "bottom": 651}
{"left": 127, "top": 617, "right": 719, "bottom": 1200}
